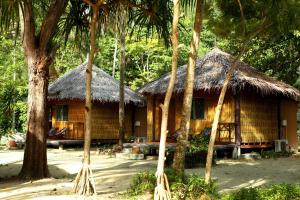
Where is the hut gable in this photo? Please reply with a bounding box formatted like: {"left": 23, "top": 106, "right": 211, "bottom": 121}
{"left": 138, "top": 48, "right": 300, "bottom": 101}
{"left": 48, "top": 62, "right": 142, "bottom": 104}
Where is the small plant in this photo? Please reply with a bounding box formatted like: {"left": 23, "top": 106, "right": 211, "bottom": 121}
{"left": 188, "top": 134, "right": 209, "bottom": 153}
{"left": 186, "top": 175, "right": 218, "bottom": 200}
{"left": 261, "top": 150, "right": 293, "bottom": 159}
{"left": 127, "top": 170, "right": 157, "bottom": 195}
{"left": 128, "top": 168, "right": 219, "bottom": 199}
{"left": 222, "top": 183, "right": 300, "bottom": 200}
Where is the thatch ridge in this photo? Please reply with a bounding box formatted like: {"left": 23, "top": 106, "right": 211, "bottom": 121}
{"left": 138, "top": 48, "right": 300, "bottom": 101}
{"left": 48, "top": 62, "right": 143, "bottom": 104}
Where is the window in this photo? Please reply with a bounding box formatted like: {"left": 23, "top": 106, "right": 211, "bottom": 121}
{"left": 56, "top": 105, "right": 68, "bottom": 121}
{"left": 191, "top": 98, "right": 205, "bottom": 120}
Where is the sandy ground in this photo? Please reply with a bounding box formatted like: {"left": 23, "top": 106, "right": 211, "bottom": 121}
{"left": 0, "top": 148, "right": 300, "bottom": 199}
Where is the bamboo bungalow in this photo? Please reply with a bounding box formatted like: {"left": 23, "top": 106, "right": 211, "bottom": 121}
{"left": 48, "top": 63, "right": 146, "bottom": 141}
{"left": 138, "top": 48, "right": 300, "bottom": 150}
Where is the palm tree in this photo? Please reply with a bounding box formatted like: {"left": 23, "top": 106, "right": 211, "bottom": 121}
{"left": 72, "top": 0, "right": 102, "bottom": 195}
{"left": 117, "top": 3, "right": 127, "bottom": 148}
{"left": 68, "top": 0, "right": 173, "bottom": 195}
{"left": 172, "top": 0, "right": 204, "bottom": 176}
{"left": 154, "top": 0, "right": 180, "bottom": 199}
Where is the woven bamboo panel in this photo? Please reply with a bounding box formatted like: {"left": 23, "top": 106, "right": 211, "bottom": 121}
{"left": 147, "top": 96, "right": 154, "bottom": 141}
{"left": 240, "top": 96, "right": 278, "bottom": 143}
{"left": 51, "top": 102, "right": 133, "bottom": 140}
{"left": 134, "top": 107, "right": 147, "bottom": 138}
{"left": 190, "top": 96, "right": 234, "bottom": 134}
{"left": 91, "top": 104, "right": 133, "bottom": 139}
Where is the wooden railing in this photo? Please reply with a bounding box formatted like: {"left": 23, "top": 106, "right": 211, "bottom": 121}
{"left": 216, "top": 122, "right": 236, "bottom": 144}
{"left": 52, "top": 121, "right": 84, "bottom": 140}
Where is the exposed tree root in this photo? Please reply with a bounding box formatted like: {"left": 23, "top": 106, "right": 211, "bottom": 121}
{"left": 154, "top": 172, "right": 171, "bottom": 200}
{"left": 73, "top": 163, "right": 97, "bottom": 196}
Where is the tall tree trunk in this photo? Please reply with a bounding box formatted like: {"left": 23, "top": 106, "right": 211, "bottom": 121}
{"left": 73, "top": 0, "right": 100, "bottom": 195}
{"left": 154, "top": 0, "right": 180, "bottom": 199}
{"left": 118, "top": 5, "right": 127, "bottom": 147}
{"left": 112, "top": 37, "right": 117, "bottom": 78}
{"left": 204, "top": 22, "right": 269, "bottom": 183}
{"left": 19, "top": 56, "right": 50, "bottom": 179}
{"left": 18, "top": 0, "right": 68, "bottom": 180}
{"left": 172, "top": 0, "right": 203, "bottom": 176}
{"left": 204, "top": 55, "right": 242, "bottom": 183}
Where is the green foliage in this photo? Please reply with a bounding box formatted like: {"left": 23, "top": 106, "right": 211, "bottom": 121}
{"left": 222, "top": 183, "right": 300, "bottom": 200}
{"left": 261, "top": 150, "right": 293, "bottom": 159}
{"left": 0, "top": 35, "right": 27, "bottom": 135}
{"left": 128, "top": 170, "right": 157, "bottom": 195}
{"left": 128, "top": 168, "right": 219, "bottom": 200}
{"left": 218, "top": 30, "right": 300, "bottom": 89}
{"left": 188, "top": 134, "right": 210, "bottom": 153}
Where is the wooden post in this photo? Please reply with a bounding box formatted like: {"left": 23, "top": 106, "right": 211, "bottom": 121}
{"left": 233, "top": 90, "right": 241, "bottom": 159}
{"left": 147, "top": 96, "right": 154, "bottom": 141}
{"left": 152, "top": 96, "right": 156, "bottom": 141}
{"left": 277, "top": 98, "right": 281, "bottom": 139}
{"left": 132, "top": 105, "right": 135, "bottom": 137}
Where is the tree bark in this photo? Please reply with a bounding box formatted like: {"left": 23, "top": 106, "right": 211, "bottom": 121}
{"left": 172, "top": 0, "right": 203, "bottom": 176}
{"left": 73, "top": 0, "right": 100, "bottom": 195}
{"left": 19, "top": 56, "right": 50, "bottom": 179}
{"left": 118, "top": 4, "right": 127, "bottom": 147}
{"left": 19, "top": 0, "right": 68, "bottom": 180}
{"left": 154, "top": 0, "right": 180, "bottom": 199}
{"left": 112, "top": 37, "right": 117, "bottom": 78}
{"left": 203, "top": 19, "right": 271, "bottom": 183}
{"left": 204, "top": 49, "right": 246, "bottom": 183}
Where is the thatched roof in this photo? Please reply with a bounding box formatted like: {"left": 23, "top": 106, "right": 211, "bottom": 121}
{"left": 138, "top": 48, "right": 300, "bottom": 101}
{"left": 48, "top": 62, "right": 143, "bottom": 104}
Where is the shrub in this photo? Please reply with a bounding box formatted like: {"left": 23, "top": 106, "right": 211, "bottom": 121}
{"left": 166, "top": 134, "right": 211, "bottom": 168}
{"left": 222, "top": 183, "right": 300, "bottom": 200}
{"left": 185, "top": 175, "right": 219, "bottom": 200}
{"left": 261, "top": 150, "right": 293, "bottom": 159}
{"left": 188, "top": 134, "right": 210, "bottom": 153}
{"left": 127, "top": 170, "right": 156, "bottom": 196}
{"left": 128, "top": 168, "right": 219, "bottom": 199}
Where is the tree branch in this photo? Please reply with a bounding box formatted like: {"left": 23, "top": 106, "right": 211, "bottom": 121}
{"left": 39, "top": 0, "right": 68, "bottom": 53}
{"left": 22, "top": 0, "right": 36, "bottom": 53}
{"left": 237, "top": 0, "right": 246, "bottom": 38}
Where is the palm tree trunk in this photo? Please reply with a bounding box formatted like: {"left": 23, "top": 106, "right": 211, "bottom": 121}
{"left": 154, "top": 0, "right": 180, "bottom": 199}
{"left": 112, "top": 37, "right": 117, "bottom": 78}
{"left": 118, "top": 5, "right": 127, "bottom": 147}
{"left": 73, "top": 1, "right": 100, "bottom": 195}
{"left": 172, "top": 0, "right": 203, "bottom": 176}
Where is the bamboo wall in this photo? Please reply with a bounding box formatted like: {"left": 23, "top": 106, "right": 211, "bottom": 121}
{"left": 91, "top": 103, "right": 133, "bottom": 139}
{"left": 146, "top": 96, "right": 154, "bottom": 142}
{"left": 147, "top": 92, "right": 235, "bottom": 142}
{"left": 240, "top": 94, "right": 278, "bottom": 143}
{"left": 51, "top": 101, "right": 134, "bottom": 140}
{"left": 51, "top": 102, "right": 85, "bottom": 139}
{"left": 134, "top": 107, "right": 147, "bottom": 138}
{"left": 280, "top": 99, "right": 298, "bottom": 150}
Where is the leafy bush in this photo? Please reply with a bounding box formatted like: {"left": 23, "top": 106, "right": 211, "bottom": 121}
{"left": 128, "top": 168, "right": 219, "bottom": 199}
{"left": 261, "top": 150, "right": 293, "bottom": 159}
{"left": 222, "top": 183, "right": 300, "bottom": 200}
{"left": 188, "top": 134, "right": 210, "bottom": 153}
{"left": 166, "top": 134, "right": 211, "bottom": 168}
{"left": 128, "top": 170, "right": 157, "bottom": 196}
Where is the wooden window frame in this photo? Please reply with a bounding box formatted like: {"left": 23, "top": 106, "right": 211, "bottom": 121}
{"left": 191, "top": 97, "right": 205, "bottom": 120}
{"left": 56, "top": 105, "right": 68, "bottom": 121}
